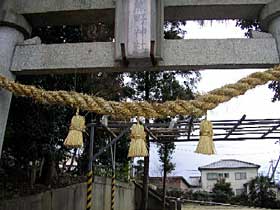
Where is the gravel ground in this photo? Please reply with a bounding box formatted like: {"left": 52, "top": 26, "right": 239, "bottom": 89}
{"left": 182, "top": 204, "right": 273, "bottom": 210}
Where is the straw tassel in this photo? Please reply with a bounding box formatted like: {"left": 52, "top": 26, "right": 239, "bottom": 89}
{"left": 195, "top": 119, "right": 215, "bottom": 155}
{"left": 128, "top": 121, "right": 148, "bottom": 157}
{"left": 64, "top": 110, "right": 86, "bottom": 148}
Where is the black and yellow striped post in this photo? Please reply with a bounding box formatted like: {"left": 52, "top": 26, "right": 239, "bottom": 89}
{"left": 86, "top": 123, "right": 95, "bottom": 210}
{"left": 111, "top": 173, "right": 116, "bottom": 210}
{"left": 110, "top": 138, "right": 116, "bottom": 210}
{"left": 87, "top": 170, "right": 93, "bottom": 210}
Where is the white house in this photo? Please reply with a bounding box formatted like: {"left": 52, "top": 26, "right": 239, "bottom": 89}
{"left": 198, "top": 159, "right": 260, "bottom": 195}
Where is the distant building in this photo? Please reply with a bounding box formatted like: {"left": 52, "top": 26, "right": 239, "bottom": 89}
{"left": 149, "top": 176, "right": 191, "bottom": 192}
{"left": 198, "top": 159, "right": 260, "bottom": 195}
{"left": 188, "top": 176, "right": 202, "bottom": 191}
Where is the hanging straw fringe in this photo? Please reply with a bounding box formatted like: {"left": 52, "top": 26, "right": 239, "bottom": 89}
{"left": 195, "top": 119, "right": 215, "bottom": 155}
{"left": 128, "top": 122, "right": 148, "bottom": 157}
{"left": 64, "top": 110, "right": 86, "bottom": 148}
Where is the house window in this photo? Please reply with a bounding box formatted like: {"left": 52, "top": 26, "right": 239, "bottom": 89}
{"left": 219, "top": 173, "right": 229, "bottom": 178}
{"left": 236, "top": 188, "right": 244, "bottom": 195}
{"left": 235, "top": 172, "right": 247, "bottom": 180}
{"left": 207, "top": 173, "right": 218, "bottom": 180}
{"left": 207, "top": 173, "right": 229, "bottom": 180}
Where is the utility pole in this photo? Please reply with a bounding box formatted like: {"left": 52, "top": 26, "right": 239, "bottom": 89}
{"left": 270, "top": 156, "right": 280, "bottom": 182}
{"left": 270, "top": 140, "right": 280, "bottom": 182}
{"left": 267, "top": 160, "right": 273, "bottom": 177}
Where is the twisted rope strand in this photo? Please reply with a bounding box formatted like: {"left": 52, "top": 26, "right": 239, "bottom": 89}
{"left": 1, "top": 65, "right": 280, "bottom": 119}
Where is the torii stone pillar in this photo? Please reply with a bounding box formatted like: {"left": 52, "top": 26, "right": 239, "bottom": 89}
{"left": 261, "top": 0, "right": 280, "bottom": 58}
{"left": 115, "top": 0, "right": 163, "bottom": 63}
{"left": 0, "top": 2, "right": 31, "bottom": 157}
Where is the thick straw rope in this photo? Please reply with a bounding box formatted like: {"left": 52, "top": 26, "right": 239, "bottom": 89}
{"left": 1, "top": 65, "right": 280, "bottom": 119}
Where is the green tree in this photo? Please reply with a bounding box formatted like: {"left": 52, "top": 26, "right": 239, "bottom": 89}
{"left": 158, "top": 142, "right": 176, "bottom": 209}
{"left": 212, "top": 179, "right": 234, "bottom": 203}
{"left": 3, "top": 72, "right": 127, "bottom": 181}
{"left": 192, "top": 190, "right": 211, "bottom": 201}
{"left": 158, "top": 143, "right": 176, "bottom": 175}
{"left": 247, "top": 176, "right": 279, "bottom": 208}
{"left": 236, "top": 19, "right": 261, "bottom": 37}
{"left": 164, "top": 21, "right": 187, "bottom": 39}
{"left": 1, "top": 20, "right": 200, "bottom": 201}
{"left": 1, "top": 22, "right": 128, "bottom": 190}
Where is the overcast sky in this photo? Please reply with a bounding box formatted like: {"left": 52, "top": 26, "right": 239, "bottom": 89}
{"left": 149, "top": 20, "right": 280, "bottom": 181}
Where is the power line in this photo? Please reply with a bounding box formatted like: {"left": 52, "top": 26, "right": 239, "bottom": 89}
{"left": 173, "top": 147, "right": 279, "bottom": 156}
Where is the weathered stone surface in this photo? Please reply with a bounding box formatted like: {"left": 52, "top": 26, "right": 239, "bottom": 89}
{"left": 249, "top": 30, "right": 273, "bottom": 38}
{"left": 11, "top": 38, "right": 279, "bottom": 74}
{"left": 0, "top": 178, "right": 135, "bottom": 210}
{"left": 41, "top": 191, "right": 52, "bottom": 210}
{"left": 115, "top": 0, "right": 163, "bottom": 60}
{"left": 11, "top": 42, "right": 117, "bottom": 74}
{"left": 161, "top": 38, "right": 279, "bottom": 70}
{"left": 73, "top": 183, "right": 86, "bottom": 210}
{"left": 0, "top": 27, "right": 24, "bottom": 158}
{"left": 0, "top": 2, "right": 31, "bottom": 37}
{"left": 14, "top": 0, "right": 272, "bottom": 26}
{"left": 261, "top": 0, "right": 280, "bottom": 59}
{"left": 115, "top": 0, "right": 152, "bottom": 59}
{"left": 23, "top": 36, "right": 42, "bottom": 45}
{"left": 93, "top": 176, "right": 107, "bottom": 210}
{"left": 260, "top": 0, "right": 280, "bottom": 30}
{"left": 267, "top": 17, "right": 280, "bottom": 58}
{"left": 16, "top": 0, "right": 115, "bottom": 26}
{"left": 115, "top": 179, "right": 135, "bottom": 210}
{"left": 15, "top": 0, "right": 115, "bottom": 13}
{"left": 0, "top": 192, "right": 50, "bottom": 210}
{"left": 164, "top": 0, "right": 272, "bottom": 20}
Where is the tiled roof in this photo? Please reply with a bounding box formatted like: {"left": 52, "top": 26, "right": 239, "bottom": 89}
{"left": 149, "top": 176, "right": 191, "bottom": 187}
{"left": 198, "top": 159, "right": 260, "bottom": 170}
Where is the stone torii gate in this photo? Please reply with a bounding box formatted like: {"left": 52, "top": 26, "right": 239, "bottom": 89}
{"left": 1, "top": 0, "right": 280, "bottom": 193}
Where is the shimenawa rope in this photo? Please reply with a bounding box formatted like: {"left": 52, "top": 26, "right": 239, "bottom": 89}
{"left": 0, "top": 65, "right": 280, "bottom": 119}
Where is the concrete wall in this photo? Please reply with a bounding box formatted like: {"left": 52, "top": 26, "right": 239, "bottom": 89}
{"left": 0, "top": 176, "right": 135, "bottom": 210}
{"left": 200, "top": 168, "right": 258, "bottom": 195}
{"left": 134, "top": 183, "right": 174, "bottom": 210}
